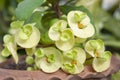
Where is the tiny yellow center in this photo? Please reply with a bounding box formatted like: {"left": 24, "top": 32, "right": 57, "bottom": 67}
{"left": 46, "top": 57, "right": 48, "bottom": 62}
{"left": 71, "top": 60, "right": 77, "bottom": 65}
{"left": 94, "top": 51, "right": 99, "bottom": 57}
{"left": 77, "top": 22, "right": 84, "bottom": 29}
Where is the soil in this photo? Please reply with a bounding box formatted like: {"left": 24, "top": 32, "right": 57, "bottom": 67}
{"left": 0, "top": 55, "right": 28, "bottom": 70}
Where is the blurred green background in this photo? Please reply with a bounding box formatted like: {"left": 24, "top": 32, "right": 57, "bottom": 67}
{"left": 0, "top": 0, "right": 18, "bottom": 47}
{"left": 76, "top": 0, "right": 120, "bottom": 53}
{"left": 0, "top": 0, "right": 120, "bottom": 79}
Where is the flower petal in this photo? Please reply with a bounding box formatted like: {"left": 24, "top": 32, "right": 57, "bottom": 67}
{"left": 6, "top": 42, "right": 18, "bottom": 64}
{"left": 36, "top": 47, "right": 63, "bottom": 73}
{"left": 92, "top": 51, "right": 112, "bottom": 72}
{"left": 67, "top": 11, "right": 95, "bottom": 38}
{"left": 55, "top": 29, "right": 75, "bottom": 51}
{"left": 48, "top": 20, "right": 67, "bottom": 41}
{"left": 85, "top": 39, "right": 105, "bottom": 57}
{"left": 62, "top": 61, "right": 84, "bottom": 74}
{"left": 15, "top": 24, "right": 40, "bottom": 48}
{"left": 64, "top": 47, "right": 86, "bottom": 64}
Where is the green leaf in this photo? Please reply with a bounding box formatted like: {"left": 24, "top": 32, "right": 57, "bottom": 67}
{"left": 15, "top": 0, "right": 45, "bottom": 20}
{"left": 26, "top": 11, "right": 44, "bottom": 32}
{"left": 49, "top": 18, "right": 59, "bottom": 27}
{"left": 41, "top": 12, "right": 57, "bottom": 31}
{"left": 27, "top": 12, "right": 56, "bottom": 45}
{"left": 40, "top": 31, "right": 54, "bottom": 45}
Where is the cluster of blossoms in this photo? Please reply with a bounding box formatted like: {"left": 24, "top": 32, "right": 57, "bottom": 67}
{"left": 1, "top": 10, "right": 112, "bottom": 74}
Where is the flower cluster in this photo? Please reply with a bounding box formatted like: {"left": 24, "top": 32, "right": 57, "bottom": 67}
{"left": 1, "top": 10, "right": 111, "bottom": 74}
{"left": 85, "top": 39, "right": 112, "bottom": 72}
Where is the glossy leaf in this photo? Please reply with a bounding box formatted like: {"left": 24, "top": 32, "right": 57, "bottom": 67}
{"left": 15, "top": 0, "right": 45, "bottom": 20}
{"left": 26, "top": 11, "right": 44, "bottom": 32}
{"left": 40, "top": 31, "right": 54, "bottom": 45}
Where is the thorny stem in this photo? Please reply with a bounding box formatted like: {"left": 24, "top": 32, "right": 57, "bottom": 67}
{"left": 52, "top": 1, "right": 62, "bottom": 18}
{"left": 56, "top": 2, "right": 62, "bottom": 18}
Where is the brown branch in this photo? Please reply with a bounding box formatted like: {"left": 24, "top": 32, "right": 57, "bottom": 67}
{"left": 55, "top": 2, "right": 62, "bottom": 18}
{"left": 51, "top": 1, "right": 62, "bottom": 18}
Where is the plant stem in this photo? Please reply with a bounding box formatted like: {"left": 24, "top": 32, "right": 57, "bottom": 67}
{"left": 56, "top": 2, "right": 62, "bottom": 18}
{"left": 52, "top": 1, "right": 62, "bottom": 18}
